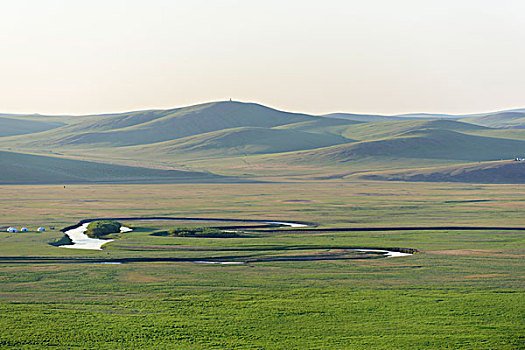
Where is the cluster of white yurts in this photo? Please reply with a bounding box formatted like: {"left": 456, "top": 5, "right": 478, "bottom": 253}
{"left": 6, "top": 227, "right": 46, "bottom": 233}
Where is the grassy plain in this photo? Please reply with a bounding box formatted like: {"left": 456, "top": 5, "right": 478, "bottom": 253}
{"left": 0, "top": 181, "right": 524, "bottom": 349}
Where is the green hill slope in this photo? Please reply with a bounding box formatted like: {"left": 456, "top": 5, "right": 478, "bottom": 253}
{"left": 358, "top": 160, "right": 525, "bottom": 183}
{"left": 461, "top": 112, "right": 525, "bottom": 128}
{"left": 280, "top": 128, "right": 525, "bottom": 163}
{"left": 339, "top": 119, "right": 490, "bottom": 141}
{"left": 61, "top": 109, "right": 173, "bottom": 132}
{"left": 322, "top": 113, "right": 403, "bottom": 122}
{"left": 122, "top": 127, "right": 353, "bottom": 159}
{"left": 0, "top": 116, "right": 65, "bottom": 137}
{"left": 21, "top": 101, "right": 322, "bottom": 147}
{"left": 275, "top": 118, "right": 360, "bottom": 136}
{"left": 0, "top": 150, "right": 231, "bottom": 184}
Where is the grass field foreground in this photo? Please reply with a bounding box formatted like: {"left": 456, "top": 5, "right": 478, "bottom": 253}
{"left": 0, "top": 181, "right": 523, "bottom": 348}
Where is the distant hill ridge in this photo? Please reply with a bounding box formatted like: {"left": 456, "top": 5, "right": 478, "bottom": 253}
{"left": 323, "top": 107, "right": 525, "bottom": 127}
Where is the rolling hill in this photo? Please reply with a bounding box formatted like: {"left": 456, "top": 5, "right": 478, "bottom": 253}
{"left": 338, "top": 119, "right": 490, "bottom": 141}
{"left": 275, "top": 118, "right": 361, "bottom": 136}
{"left": 394, "top": 112, "right": 459, "bottom": 119}
{"left": 460, "top": 112, "right": 525, "bottom": 129}
{"left": 15, "top": 101, "right": 326, "bottom": 148}
{"left": 122, "top": 127, "right": 353, "bottom": 159}
{"left": 276, "top": 128, "right": 525, "bottom": 163}
{"left": 1, "top": 101, "right": 525, "bottom": 182}
{"left": 357, "top": 160, "right": 525, "bottom": 184}
{"left": 0, "top": 150, "right": 233, "bottom": 184}
{"left": 322, "top": 113, "right": 404, "bottom": 122}
{"left": 324, "top": 108, "right": 525, "bottom": 125}
{"left": 0, "top": 116, "right": 65, "bottom": 137}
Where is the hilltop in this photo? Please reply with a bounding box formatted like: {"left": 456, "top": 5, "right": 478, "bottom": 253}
{"left": 11, "top": 101, "right": 325, "bottom": 147}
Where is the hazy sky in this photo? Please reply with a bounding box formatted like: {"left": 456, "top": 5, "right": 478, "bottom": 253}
{"left": 1, "top": 0, "right": 524, "bottom": 115}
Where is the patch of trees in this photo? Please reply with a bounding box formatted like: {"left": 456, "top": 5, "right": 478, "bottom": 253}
{"left": 49, "top": 234, "right": 73, "bottom": 246}
{"left": 86, "top": 220, "right": 122, "bottom": 238}
{"left": 153, "top": 227, "right": 239, "bottom": 238}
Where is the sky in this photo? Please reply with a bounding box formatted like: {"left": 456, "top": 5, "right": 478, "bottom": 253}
{"left": 0, "top": 0, "right": 524, "bottom": 116}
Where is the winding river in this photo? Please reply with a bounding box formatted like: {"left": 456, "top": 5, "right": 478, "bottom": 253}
{"left": 59, "top": 217, "right": 413, "bottom": 259}
{"left": 60, "top": 218, "right": 307, "bottom": 250}
{"left": 60, "top": 223, "right": 132, "bottom": 250}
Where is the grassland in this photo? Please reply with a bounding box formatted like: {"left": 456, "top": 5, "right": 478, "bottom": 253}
{"left": 0, "top": 181, "right": 523, "bottom": 349}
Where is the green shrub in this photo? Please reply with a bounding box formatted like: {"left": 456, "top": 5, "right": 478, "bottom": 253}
{"left": 86, "top": 221, "right": 121, "bottom": 238}
{"left": 49, "top": 234, "right": 73, "bottom": 246}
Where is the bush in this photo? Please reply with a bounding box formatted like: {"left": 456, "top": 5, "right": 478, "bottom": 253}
{"left": 49, "top": 234, "right": 73, "bottom": 246}
{"left": 86, "top": 221, "right": 121, "bottom": 238}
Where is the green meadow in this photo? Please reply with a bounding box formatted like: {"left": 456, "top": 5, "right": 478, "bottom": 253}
{"left": 0, "top": 181, "right": 523, "bottom": 349}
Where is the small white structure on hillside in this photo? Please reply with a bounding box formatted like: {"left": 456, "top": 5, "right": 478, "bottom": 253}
{"left": 37, "top": 227, "right": 45, "bottom": 232}
{"left": 7, "top": 227, "right": 18, "bottom": 233}
{"left": 21, "top": 227, "right": 28, "bottom": 232}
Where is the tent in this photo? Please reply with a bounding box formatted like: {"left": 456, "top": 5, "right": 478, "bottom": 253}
{"left": 21, "top": 227, "right": 28, "bottom": 232}
{"left": 37, "top": 227, "right": 45, "bottom": 232}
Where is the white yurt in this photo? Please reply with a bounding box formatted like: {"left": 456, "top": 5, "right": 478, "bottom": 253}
{"left": 21, "top": 227, "right": 29, "bottom": 232}
{"left": 37, "top": 227, "right": 46, "bottom": 232}
{"left": 7, "top": 227, "right": 18, "bottom": 233}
